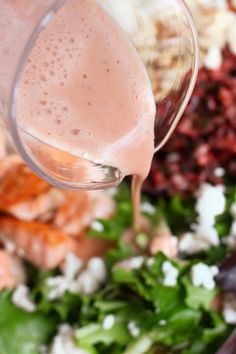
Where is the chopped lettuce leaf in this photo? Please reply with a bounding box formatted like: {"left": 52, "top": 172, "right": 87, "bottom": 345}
{"left": 182, "top": 276, "right": 218, "bottom": 310}
{"left": 76, "top": 322, "right": 131, "bottom": 346}
{"left": 0, "top": 290, "right": 56, "bottom": 354}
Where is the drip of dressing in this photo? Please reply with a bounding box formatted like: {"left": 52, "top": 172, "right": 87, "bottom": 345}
{"left": 17, "top": 0, "right": 156, "bottom": 229}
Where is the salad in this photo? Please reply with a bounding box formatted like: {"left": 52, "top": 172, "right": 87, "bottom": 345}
{"left": 0, "top": 153, "right": 235, "bottom": 354}
{"left": 0, "top": 2, "right": 235, "bottom": 353}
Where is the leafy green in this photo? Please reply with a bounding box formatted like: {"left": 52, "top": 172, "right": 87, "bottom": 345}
{"left": 123, "top": 334, "right": 153, "bottom": 354}
{"left": 76, "top": 322, "right": 131, "bottom": 347}
{"left": 215, "top": 185, "right": 236, "bottom": 238}
{"left": 182, "top": 276, "right": 218, "bottom": 310}
{"left": 0, "top": 290, "right": 56, "bottom": 354}
{"left": 0, "top": 182, "right": 235, "bottom": 354}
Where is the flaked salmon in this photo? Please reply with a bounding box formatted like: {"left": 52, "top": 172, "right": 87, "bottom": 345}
{"left": 0, "top": 217, "right": 76, "bottom": 269}
{"left": 0, "top": 250, "right": 25, "bottom": 290}
{"left": 53, "top": 190, "right": 115, "bottom": 236}
{"left": 0, "top": 156, "right": 64, "bottom": 221}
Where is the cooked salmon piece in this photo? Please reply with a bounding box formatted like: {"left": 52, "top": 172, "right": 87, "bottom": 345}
{"left": 0, "top": 155, "right": 22, "bottom": 178}
{"left": 0, "top": 156, "right": 64, "bottom": 221}
{"left": 10, "top": 188, "right": 65, "bottom": 222}
{"left": 53, "top": 190, "right": 115, "bottom": 236}
{"left": 0, "top": 217, "right": 76, "bottom": 269}
{"left": 0, "top": 250, "right": 25, "bottom": 290}
{"left": 53, "top": 191, "right": 89, "bottom": 235}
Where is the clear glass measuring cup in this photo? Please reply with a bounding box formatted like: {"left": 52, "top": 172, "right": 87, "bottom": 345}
{"left": 0, "top": 0, "right": 199, "bottom": 190}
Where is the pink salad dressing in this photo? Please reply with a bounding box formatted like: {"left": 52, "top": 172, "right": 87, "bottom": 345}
{"left": 17, "top": 0, "right": 156, "bottom": 228}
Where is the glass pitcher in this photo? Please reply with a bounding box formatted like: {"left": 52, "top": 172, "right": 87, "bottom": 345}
{"left": 0, "top": 0, "right": 199, "bottom": 190}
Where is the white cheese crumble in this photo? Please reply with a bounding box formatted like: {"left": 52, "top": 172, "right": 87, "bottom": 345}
{"left": 223, "top": 293, "right": 236, "bottom": 324}
{"left": 91, "top": 220, "right": 105, "bottom": 233}
{"left": 179, "top": 232, "right": 212, "bottom": 254}
{"left": 50, "top": 324, "right": 88, "bottom": 354}
{"left": 87, "top": 257, "right": 107, "bottom": 283}
{"left": 46, "top": 276, "right": 69, "bottom": 300}
{"left": 46, "top": 254, "right": 106, "bottom": 299}
{"left": 162, "top": 261, "right": 179, "bottom": 287}
{"left": 62, "top": 253, "right": 84, "bottom": 281}
{"left": 214, "top": 167, "right": 225, "bottom": 178}
{"left": 103, "top": 314, "right": 116, "bottom": 330}
{"left": 196, "top": 183, "right": 226, "bottom": 226}
{"left": 159, "top": 319, "right": 167, "bottom": 326}
{"left": 75, "top": 270, "right": 100, "bottom": 295}
{"left": 12, "top": 284, "right": 37, "bottom": 312}
{"left": 146, "top": 257, "right": 155, "bottom": 267}
{"left": 140, "top": 202, "right": 155, "bottom": 215}
{"left": 191, "top": 263, "right": 219, "bottom": 290}
{"left": 128, "top": 321, "right": 140, "bottom": 337}
{"left": 179, "top": 184, "right": 226, "bottom": 254}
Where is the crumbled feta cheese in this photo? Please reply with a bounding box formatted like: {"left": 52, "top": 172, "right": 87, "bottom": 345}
{"left": 162, "top": 261, "right": 179, "bottom": 287}
{"left": 196, "top": 224, "right": 220, "bottom": 247}
{"left": 68, "top": 280, "right": 82, "bottom": 294}
{"left": 128, "top": 321, "right": 140, "bottom": 337}
{"left": 179, "top": 184, "right": 225, "bottom": 254}
{"left": 46, "top": 257, "right": 107, "bottom": 299}
{"left": 46, "top": 276, "right": 69, "bottom": 300}
{"left": 146, "top": 257, "right": 155, "bottom": 267}
{"left": 196, "top": 184, "right": 226, "bottom": 226}
{"left": 223, "top": 293, "right": 236, "bottom": 324}
{"left": 214, "top": 167, "right": 225, "bottom": 178}
{"left": 179, "top": 232, "right": 202, "bottom": 254}
{"left": 191, "top": 263, "right": 219, "bottom": 290}
{"left": 159, "top": 319, "right": 167, "bottom": 326}
{"left": 179, "top": 228, "right": 219, "bottom": 255}
{"left": 204, "top": 46, "right": 222, "bottom": 70}
{"left": 102, "top": 315, "right": 116, "bottom": 330}
{"left": 76, "top": 271, "right": 99, "bottom": 295}
{"left": 62, "top": 253, "right": 83, "bottom": 281}
{"left": 141, "top": 202, "right": 155, "bottom": 215}
{"left": 91, "top": 220, "right": 105, "bottom": 233}
{"left": 50, "top": 324, "right": 88, "bottom": 354}
{"left": 87, "top": 258, "right": 107, "bottom": 283}
{"left": 12, "top": 285, "right": 36, "bottom": 312}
